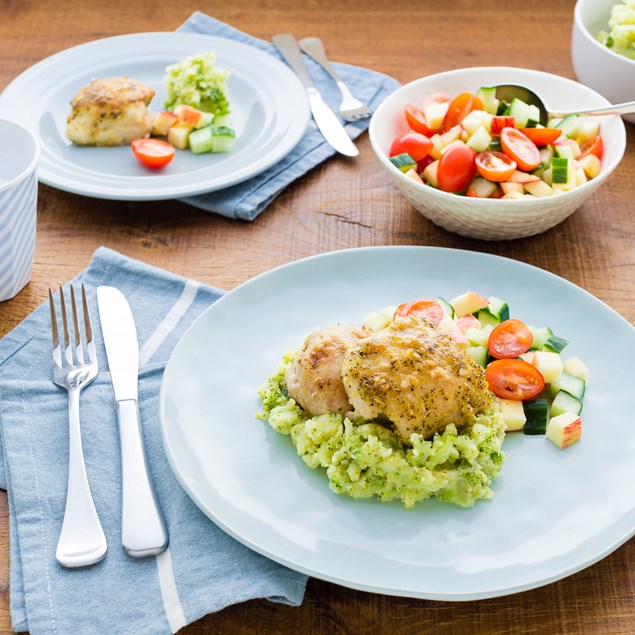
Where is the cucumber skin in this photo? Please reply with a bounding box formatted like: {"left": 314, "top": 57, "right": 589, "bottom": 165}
{"left": 523, "top": 399, "right": 549, "bottom": 435}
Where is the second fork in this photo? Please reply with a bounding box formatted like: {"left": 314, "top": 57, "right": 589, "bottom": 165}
{"left": 49, "top": 285, "right": 107, "bottom": 568}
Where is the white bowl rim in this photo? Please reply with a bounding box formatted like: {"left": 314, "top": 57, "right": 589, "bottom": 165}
{"left": 574, "top": 0, "right": 635, "bottom": 68}
{"left": 369, "top": 66, "right": 627, "bottom": 208}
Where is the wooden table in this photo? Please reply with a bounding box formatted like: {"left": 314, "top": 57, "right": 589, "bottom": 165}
{"left": 0, "top": 0, "right": 633, "bottom": 632}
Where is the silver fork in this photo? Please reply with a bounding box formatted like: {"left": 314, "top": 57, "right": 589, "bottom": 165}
{"left": 49, "top": 285, "right": 107, "bottom": 568}
{"left": 299, "top": 36, "right": 372, "bottom": 122}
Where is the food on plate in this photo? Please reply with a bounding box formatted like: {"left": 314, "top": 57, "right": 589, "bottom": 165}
{"left": 131, "top": 138, "right": 175, "bottom": 169}
{"left": 388, "top": 88, "right": 604, "bottom": 199}
{"left": 66, "top": 77, "right": 155, "bottom": 146}
{"left": 163, "top": 52, "right": 230, "bottom": 115}
{"left": 596, "top": 0, "right": 635, "bottom": 61}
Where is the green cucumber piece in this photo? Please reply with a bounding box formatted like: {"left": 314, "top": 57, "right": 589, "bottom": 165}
{"left": 528, "top": 325, "right": 553, "bottom": 350}
{"left": 389, "top": 153, "right": 416, "bottom": 173}
{"left": 213, "top": 113, "right": 232, "bottom": 127}
{"left": 477, "top": 309, "right": 501, "bottom": 328}
{"left": 211, "top": 126, "right": 236, "bottom": 153}
{"left": 555, "top": 114, "right": 581, "bottom": 139}
{"left": 476, "top": 86, "right": 500, "bottom": 115}
{"left": 466, "top": 346, "right": 488, "bottom": 367}
{"left": 466, "top": 327, "right": 488, "bottom": 347}
{"left": 480, "top": 296, "right": 510, "bottom": 323}
{"left": 436, "top": 296, "right": 454, "bottom": 318}
{"left": 550, "top": 371, "right": 586, "bottom": 400}
{"left": 508, "top": 98, "right": 532, "bottom": 128}
{"left": 489, "top": 139, "right": 503, "bottom": 152}
{"left": 544, "top": 334, "right": 569, "bottom": 353}
{"left": 523, "top": 399, "right": 549, "bottom": 435}
{"left": 551, "top": 391, "right": 583, "bottom": 417}
{"left": 188, "top": 126, "right": 214, "bottom": 154}
{"left": 551, "top": 157, "right": 570, "bottom": 184}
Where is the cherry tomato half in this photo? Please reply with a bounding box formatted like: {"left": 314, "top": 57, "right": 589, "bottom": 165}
{"left": 437, "top": 143, "right": 477, "bottom": 193}
{"left": 485, "top": 359, "right": 545, "bottom": 401}
{"left": 579, "top": 135, "right": 604, "bottom": 160}
{"left": 488, "top": 318, "right": 534, "bottom": 359}
{"left": 394, "top": 299, "right": 444, "bottom": 326}
{"left": 443, "top": 93, "right": 484, "bottom": 131}
{"left": 390, "top": 131, "right": 433, "bottom": 161}
{"left": 500, "top": 127, "right": 541, "bottom": 172}
{"left": 131, "top": 138, "right": 175, "bottom": 169}
{"left": 518, "top": 127, "right": 562, "bottom": 146}
{"left": 405, "top": 104, "right": 433, "bottom": 136}
{"left": 491, "top": 116, "right": 516, "bottom": 136}
{"left": 475, "top": 151, "right": 517, "bottom": 182}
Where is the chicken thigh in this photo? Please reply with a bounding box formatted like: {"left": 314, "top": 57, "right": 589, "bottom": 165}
{"left": 341, "top": 314, "right": 493, "bottom": 443}
{"left": 66, "top": 77, "right": 155, "bottom": 146}
{"left": 285, "top": 323, "right": 371, "bottom": 416}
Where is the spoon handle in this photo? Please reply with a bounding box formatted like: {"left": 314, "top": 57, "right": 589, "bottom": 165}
{"left": 550, "top": 101, "right": 635, "bottom": 119}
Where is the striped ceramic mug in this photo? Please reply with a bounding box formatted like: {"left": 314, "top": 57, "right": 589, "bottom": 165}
{"left": 0, "top": 119, "right": 40, "bottom": 301}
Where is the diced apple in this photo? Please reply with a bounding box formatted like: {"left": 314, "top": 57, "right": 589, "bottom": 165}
{"left": 167, "top": 122, "right": 192, "bottom": 150}
{"left": 546, "top": 411, "right": 582, "bottom": 449}
{"left": 461, "top": 109, "right": 490, "bottom": 135}
{"left": 532, "top": 350, "right": 563, "bottom": 384}
{"left": 450, "top": 291, "right": 489, "bottom": 319}
{"left": 423, "top": 101, "right": 450, "bottom": 131}
{"left": 500, "top": 399, "right": 527, "bottom": 432}
{"left": 507, "top": 170, "right": 541, "bottom": 184}
{"left": 466, "top": 126, "right": 492, "bottom": 153}
{"left": 576, "top": 120, "right": 600, "bottom": 144}
{"left": 380, "top": 305, "right": 397, "bottom": 322}
{"left": 554, "top": 138, "right": 581, "bottom": 159}
{"left": 563, "top": 356, "right": 590, "bottom": 381}
{"left": 152, "top": 111, "right": 178, "bottom": 136}
{"left": 173, "top": 104, "right": 214, "bottom": 129}
{"left": 422, "top": 160, "right": 439, "bottom": 187}
{"left": 519, "top": 351, "right": 535, "bottom": 364}
{"left": 429, "top": 134, "right": 444, "bottom": 160}
{"left": 501, "top": 191, "right": 529, "bottom": 199}
{"left": 363, "top": 311, "right": 391, "bottom": 332}
{"left": 575, "top": 165, "right": 588, "bottom": 187}
{"left": 456, "top": 314, "right": 481, "bottom": 333}
{"left": 404, "top": 168, "right": 424, "bottom": 184}
{"left": 467, "top": 177, "right": 499, "bottom": 198}
{"left": 579, "top": 154, "right": 602, "bottom": 179}
{"left": 524, "top": 180, "right": 553, "bottom": 197}
{"left": 501, "top": 182, "right": 524, "bottom": 195}
{"left": 440, "top": 139, "right": 464, "bottom": 155}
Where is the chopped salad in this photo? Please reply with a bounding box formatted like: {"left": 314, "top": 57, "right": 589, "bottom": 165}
{"left": 388, "top": 88, "right": 604, "bottom": 199}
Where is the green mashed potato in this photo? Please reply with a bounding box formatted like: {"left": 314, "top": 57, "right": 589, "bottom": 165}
{"left": 597, "top": 0, "right": 635, "bottom": 60}
{"left": 164, "top": 52, "right": 231, "bottom": 114}
{"left": 258, "top": 351, "right": 506, "bottom": 509}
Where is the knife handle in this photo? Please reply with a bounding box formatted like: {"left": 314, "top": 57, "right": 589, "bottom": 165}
{"left": 272, "top": 34, "right": 315, "bottom": 89}
{"left": 117, "top": 399, "right": 169, "bottom": 558}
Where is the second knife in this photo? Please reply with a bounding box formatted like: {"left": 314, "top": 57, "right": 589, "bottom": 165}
{"left": 97, "top": 285, "right": 169, "bottom": 558}
{"left": 272, "top": 33, "right": 359, "bottom": 157}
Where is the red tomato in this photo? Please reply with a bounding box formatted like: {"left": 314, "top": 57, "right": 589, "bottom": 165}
{"left": 491, "top": 116, "right": 516, "bottom": 136}
{"left": 405, "top": 105, "right": 432, "bottom": 136}
{"left": 475, "top": 151, "right": 517, "bottom": 182}
{"left": 417, "top": 154, "right": 435, "bottom": 173}
{"left": 422, "top": 92, "right": 451, "bottom": 108}
{"left": 487, "top": 319, "right": 534, "bottom": 359}
{"left": 390, "top": 132, "right": 433, "bottom": 161}
{"left": 437, "top": 143, "right": 477, "bottom": 193}
{"left": 579, "top": 135, "right": 604, "bottom": 160}
{"left": 443, "top": 93, "right": 484, "bottom": 131}
{"left": 518, "top": 127, "right": 562, "bottom": 146}
{"left": 394, "top": 299, "right": 444, "bottom": 326}
{"left": 131, "top": 138, "right": 175, "bottom": 169}
{"left": 485, "top": 359, "right": 545, "bottom": 400}
{"left": 500, "top": 127, "right": 541, "bottom": 171}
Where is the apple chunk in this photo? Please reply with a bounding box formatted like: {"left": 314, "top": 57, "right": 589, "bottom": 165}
{"left": 546, "top": 412, "right": 582, "bottom": 449}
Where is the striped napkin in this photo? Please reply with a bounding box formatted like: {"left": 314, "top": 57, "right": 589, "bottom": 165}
{"left": 177, "top": 12, "right": 400, "bottom": 219}
{"left": 0, "top": 248, "right": 307, "bottom": 634}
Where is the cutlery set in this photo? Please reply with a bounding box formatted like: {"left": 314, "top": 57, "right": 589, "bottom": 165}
{"left": 49, "top": 284, "right": 168, "bottom": 568}
{"left": 272, "top": 34, "right": 371, "bottom": 157}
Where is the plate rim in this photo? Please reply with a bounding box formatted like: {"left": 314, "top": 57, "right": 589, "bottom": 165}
{"left": 159, "top": 245, "right": 635, "bottom": 600}
{"left": 0, "top": 31, "right": 310, "bottom": 200}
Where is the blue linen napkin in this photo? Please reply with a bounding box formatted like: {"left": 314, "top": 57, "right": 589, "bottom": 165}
{"left": 177, "top": 12, "right": 400, "bottom": 220}
{"left": 0, "top": 247, "right": 308, "bottom": 634}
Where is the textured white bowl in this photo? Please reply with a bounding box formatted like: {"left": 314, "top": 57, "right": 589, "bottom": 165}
{"left": 572, "top": 0, "right": 635, "bottom": 125}
{"left": 369, "top": 67, "right": 626, "bottom": 241}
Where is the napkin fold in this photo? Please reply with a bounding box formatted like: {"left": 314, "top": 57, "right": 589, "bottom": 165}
{"left": 0, "top": 248, "right": 307, "bottom": 634}
{"left": 177, "top": 12, "right": 400, "bottom": 220}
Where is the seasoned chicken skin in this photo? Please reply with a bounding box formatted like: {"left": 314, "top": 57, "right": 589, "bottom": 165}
{"left": 286, "top": 323, "right": 371, "bottom": 416}
{"left": 66, "top": 77, "right": 155, "bottom": 146}
{"left": 341, "top": 314, "right": 493, "bottom": 443}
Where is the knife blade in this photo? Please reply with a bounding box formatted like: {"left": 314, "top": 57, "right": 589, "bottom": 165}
{"left": 272, "top": 33, "right": 359, "bottom": 157}
{"left": 97, "top": 285, "right": 168, "bottom": 558}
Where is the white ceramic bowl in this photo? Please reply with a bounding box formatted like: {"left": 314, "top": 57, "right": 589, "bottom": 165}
{"left": 368, "top": 67, "right": 626, "bottom": 241}
{"left": 572, "top": 0, "right": 635, "bottom": 125}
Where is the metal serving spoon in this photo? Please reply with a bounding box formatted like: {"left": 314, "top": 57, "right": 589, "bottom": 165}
{"left": 494, "top": 85, "right": 635, "bottom": 126}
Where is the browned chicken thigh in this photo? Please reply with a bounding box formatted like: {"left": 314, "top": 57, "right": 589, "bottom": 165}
{"left": 285, "top": 323, "right": 371, "bottom": 416}
{"left": 341, "top": 314, "right": 493, "bottom": 443}
{"left": 66, "top": 77, "right": 155, "bottom": 146}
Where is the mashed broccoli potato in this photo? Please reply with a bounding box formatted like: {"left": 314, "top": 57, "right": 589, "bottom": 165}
{"left": 258, "top": 351, "right": 505, "bottom": 509}
{"left": 164, "top": 52, "right": 230, "bottom": 114}
{"left": 597, "top": 0, "right": 635, "bottom": 60}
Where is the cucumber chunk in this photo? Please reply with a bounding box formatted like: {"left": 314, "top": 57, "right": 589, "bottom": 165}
{"left": 476, "top": 86, "right": 500, "bottom": 115}
{"left": 551, "top": 390, "right": 583, "bottom": 417}
{"left": 523, "top": 399, "right": 550, "bottom": 435}
{"left": 466, "top": 346, "right": 488, "bottom": 367}
{"left": 479, "top": 296, "right": 510, "bottom": 323}
{"left": 550, "top": 371, "right": 586, "bottom": 400}
{"left": 528, "top": 325, "right": 553, "bottom": 350}
{"left": 436, "top": 296, "right": 454, "bottom": 318}
{"left": 211, "top": 126, "right": 236, "bottom": 153}
{"left": 555, "top": 114, "right": 581, "bottom": 138}
{"left": 544, "top": 334, "right": 569, "bottom": 353}
{"left": 551, "top": 157, "right": 570, "bottom": 184}
{"left": 389, "top": 153, "right": 416, "bottom": 173}
{"left": 188, "top": 126, "right": 214, "bottom": 154}
{"left": 508, "top": 98, "right": 531, "bottom": 128}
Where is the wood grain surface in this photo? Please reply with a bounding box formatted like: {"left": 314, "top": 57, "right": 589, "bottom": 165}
{"left": 0, "top": 0, "right": 633, "bottom": 633}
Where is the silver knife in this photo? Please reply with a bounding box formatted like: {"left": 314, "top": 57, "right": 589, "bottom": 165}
{"left": 97, "top": 285, "right": 168, "bottom": 558}
{"left": 272, "top": 33, "right": 359, "bottom": 157}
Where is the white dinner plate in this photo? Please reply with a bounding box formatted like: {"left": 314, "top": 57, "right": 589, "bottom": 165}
{"left": 0, "top": 33, "right": 309, "bottom": 200}
{"left": 159, "top": 246, "right": 635, "bottom": 600}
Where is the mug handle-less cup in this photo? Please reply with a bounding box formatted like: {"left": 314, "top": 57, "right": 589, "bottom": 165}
{"left": 0, "top": 119, "right": 40, "bottom": 301}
